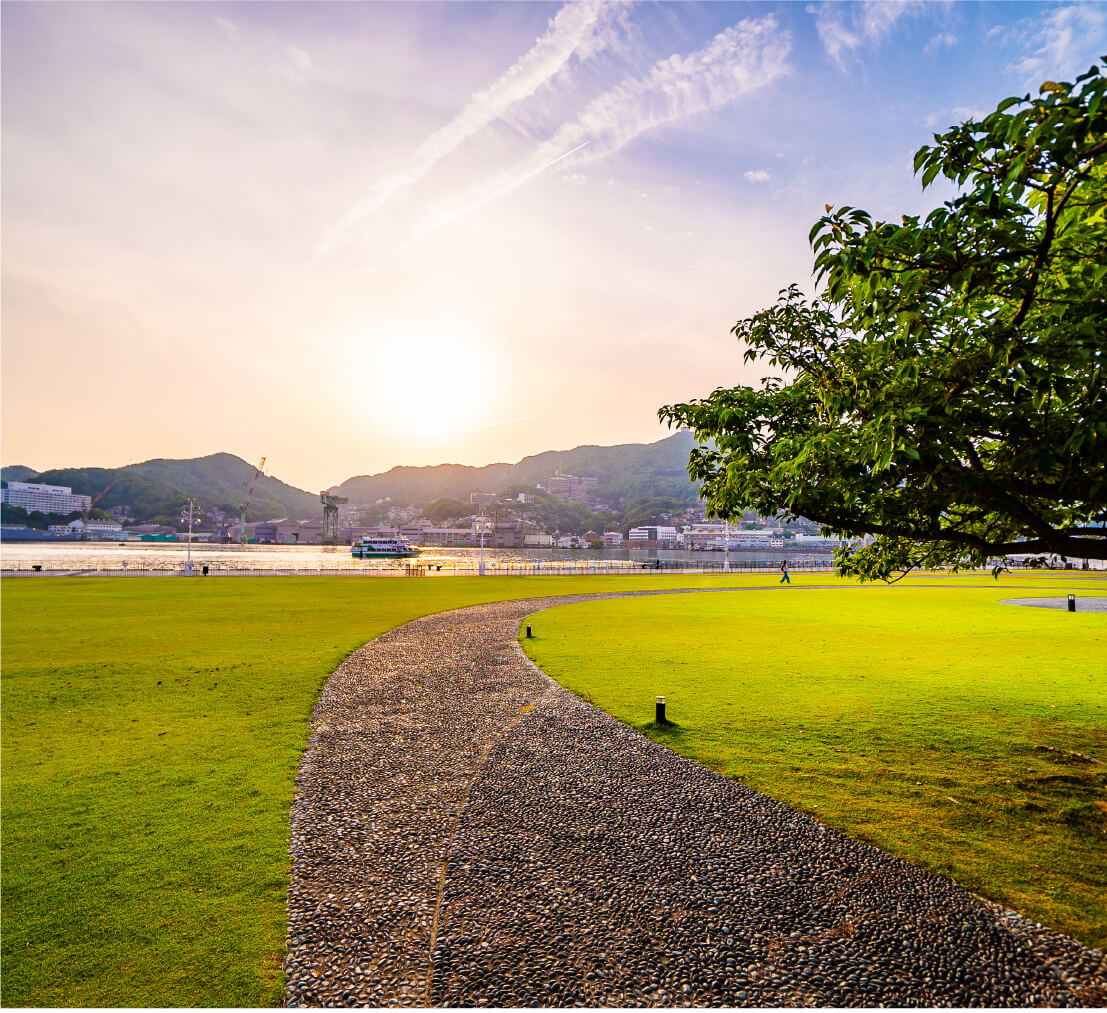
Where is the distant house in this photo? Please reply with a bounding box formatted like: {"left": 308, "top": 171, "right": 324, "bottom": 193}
{"left": 602, "top": 531, "right": 623, "bottom": 546}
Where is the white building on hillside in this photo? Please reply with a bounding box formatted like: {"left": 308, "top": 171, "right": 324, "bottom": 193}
{"left": 2, "top": 481, "right": 92, "bottom": 515}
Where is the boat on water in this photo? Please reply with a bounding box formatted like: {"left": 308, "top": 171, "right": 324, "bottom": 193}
{"left": 351, "top": 533, "right": 420, "bottom": 558}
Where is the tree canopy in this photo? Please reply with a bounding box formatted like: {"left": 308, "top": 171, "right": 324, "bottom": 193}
{"left": 661, "top": 65, "right": 1107, "bottom": 580}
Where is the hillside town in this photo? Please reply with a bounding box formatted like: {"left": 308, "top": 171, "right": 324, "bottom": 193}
{"left": 1, "top": 473, "right": 839, "bottom": 550}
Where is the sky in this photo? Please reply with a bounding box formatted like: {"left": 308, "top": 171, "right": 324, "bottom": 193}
{"left": 3, "top": 1, "right": 1106, "bottom": 491}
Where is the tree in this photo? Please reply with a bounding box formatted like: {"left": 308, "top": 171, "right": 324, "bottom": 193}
{"left": 661, "top": 65, "right": 1107, "bottom": 581}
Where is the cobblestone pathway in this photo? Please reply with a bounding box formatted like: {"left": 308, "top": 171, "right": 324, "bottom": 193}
{"left": 285, "top": 594, "right": 1105, "bottom": 1008}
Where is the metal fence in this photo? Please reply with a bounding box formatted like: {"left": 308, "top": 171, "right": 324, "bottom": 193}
{"left": 1, "top": 558, "right": 844, "bottom": 578}
{"left": 3, "top": 557, "right": 1100, "bottom": 579}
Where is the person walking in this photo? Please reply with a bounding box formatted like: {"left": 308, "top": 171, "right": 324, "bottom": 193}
{"left": 780, "top": 559, "right": 790, "bottom": 584}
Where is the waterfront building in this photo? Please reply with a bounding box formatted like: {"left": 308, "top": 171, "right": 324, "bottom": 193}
{"left": 628, "top": 525, "right": 679, "bottom": 547}
{"left": 603, "top": 531, "right": 623, "bottom": 545}
{"left": 421, "top": 526, "right": 476, "bottom": 547}
{"left": 63, "top": 518, "right": 124, "bottom": 538}
{"left": 681, "top": 522, "right": 727, "bottom": 550}
{"left": 493, "top": 521, "right": 520, "bottom": 548}
{"left": 1, "top": 481, "right": 92, "bottom": 515}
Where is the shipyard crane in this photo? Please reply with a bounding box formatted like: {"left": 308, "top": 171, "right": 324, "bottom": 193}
{"left": 80, "top": 475, "right": 121, "bottom": 539}
{"left": 320, "top": 491, "right": 349, "bottom": 545}
{"left": 238, "top": 457, "right": 266, "bottom": 544}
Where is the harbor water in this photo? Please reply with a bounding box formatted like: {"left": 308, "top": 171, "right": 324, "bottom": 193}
{"left": 0, "top": 541, "right": 837, "bottom": 576}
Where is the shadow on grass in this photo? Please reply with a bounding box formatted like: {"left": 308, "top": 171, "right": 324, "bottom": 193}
{"left": 641, "top": 720, "right": 686, "bottom": 742}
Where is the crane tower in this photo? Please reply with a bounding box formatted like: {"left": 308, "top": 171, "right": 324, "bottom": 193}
{"left": 320, "top": 491, "right": 348, "bottom": 544}
{"left": 238, "top": 457, "right": 266, "bottom": 544}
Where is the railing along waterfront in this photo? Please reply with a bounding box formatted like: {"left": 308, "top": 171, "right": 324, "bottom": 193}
{"left": 4, "top": 558, "right": 1097, "bottom": 578}
{"left": 0, "top": 558, "right": 847, "bottom": 578}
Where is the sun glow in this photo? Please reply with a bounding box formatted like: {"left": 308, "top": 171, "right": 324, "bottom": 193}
{"left": 351, "top": 327, "right": 500, "bottom": 440}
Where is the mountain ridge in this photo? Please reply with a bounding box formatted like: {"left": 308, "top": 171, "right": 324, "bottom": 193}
{"left": 3, "top": 433, "right": 700, "bottom": 524}
{"left": 331, "top": 431, "right": 699, "bottom": 506}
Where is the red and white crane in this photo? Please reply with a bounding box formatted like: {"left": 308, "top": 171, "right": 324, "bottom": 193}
{"left": 238, "top": 457, "right": 266, "bottom": 544}
{"left": 80, "top": 475, "right": 121, "bottom": 539}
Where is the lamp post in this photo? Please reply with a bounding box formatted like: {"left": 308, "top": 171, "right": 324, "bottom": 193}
{"left": 182, "top": 498, "right": 196, "bottom": 576}
{"left": 723, "top": 518, "right": 730, "bottom": 573}
{"left": 478, "top": 508, "right": 487, "bottom": 576}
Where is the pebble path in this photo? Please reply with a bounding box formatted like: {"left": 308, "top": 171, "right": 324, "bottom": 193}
{"left": 285, "top": 593, "right": 1106, "bottom": 1008}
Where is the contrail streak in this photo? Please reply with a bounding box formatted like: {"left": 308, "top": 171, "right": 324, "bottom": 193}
{"left": 410, "top": 142, "right": 591, "bottom": 241}
{"left": 317, "top": 0, "right": 628, "bottom": 255}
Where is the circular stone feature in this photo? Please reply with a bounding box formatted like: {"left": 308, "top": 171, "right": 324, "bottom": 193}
{"left": 1003, "top": 596, "right": 1107, "bottom": 612}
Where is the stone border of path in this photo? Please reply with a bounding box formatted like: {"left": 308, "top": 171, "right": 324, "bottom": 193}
{"left": 285, "top": 591, "right": 1106, "bottom": 1008}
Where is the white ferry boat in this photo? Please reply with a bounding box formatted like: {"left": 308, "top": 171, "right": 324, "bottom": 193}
{"left": 350, "top": 532, "right": 420, "bottom": 558}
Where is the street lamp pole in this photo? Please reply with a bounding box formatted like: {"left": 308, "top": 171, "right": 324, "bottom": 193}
{"left": 723, "top": 517, "right": 730, "bottom": 573}
{"left": 478, "top": 507, "right": 486, "bottom": 576}
{"left": 184, "top": 498, "right": 195, "bottom": 576}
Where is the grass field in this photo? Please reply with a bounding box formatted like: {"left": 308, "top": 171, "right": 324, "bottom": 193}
{"left": 0, "top": 572, "right": 757, "bottom": 1008}
{"left": 521, "top": 575, "right": 1107, "bottom": 949}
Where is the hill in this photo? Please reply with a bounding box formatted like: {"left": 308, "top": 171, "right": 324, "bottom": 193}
{"left": 1, "top": 465, "right": 39, "bottom": 485}
{"left": 3, "top": 434, "right": 702, "bottom": 528}
{"left": 333, "top": 431, "right": 700, "bottom": 507}
{"left": 20, "top": 454, "right": 320, "bottom": 525}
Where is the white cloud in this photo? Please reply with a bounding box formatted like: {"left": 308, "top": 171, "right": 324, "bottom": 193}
{"left": 813, "top": 1, "right": 925, "bottom": 70}
{"left": 411, "top": 15, "right": 792, "bottom": 239}
{"left": 1010, "top": 4, "right": 1107, "bottom": 89}
{"left": 744, "top": 169, "right": 771, "bottom": 183}
{"left": 924, "top": 31, "right": 957, "bottom": 54}
{"left": 318, "top": 0, "right": 631, "bottom": 254}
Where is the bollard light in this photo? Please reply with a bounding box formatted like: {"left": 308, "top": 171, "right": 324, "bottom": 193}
{"left": 1068, "top": 593, "right": 1076, "bottom": 613}
{"left": 526, "top": 623, "right": 533, "bottom": 638}
{"left": 656, "top": 695, "right": 667, "bottom": 724}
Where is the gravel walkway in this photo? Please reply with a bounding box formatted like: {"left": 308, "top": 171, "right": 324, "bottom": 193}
{"left": 285, "top": 593, "right": 1106, "bottom": 1008}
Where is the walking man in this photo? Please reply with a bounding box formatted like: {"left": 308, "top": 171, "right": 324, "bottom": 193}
{"left": 780, "top": 559, "right": 790, "bottom": 584}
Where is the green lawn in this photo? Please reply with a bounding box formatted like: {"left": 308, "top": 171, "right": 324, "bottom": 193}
{"left": 0, "top": 573, "right": 753, "bottom": 1008}
{"left": 521, "top": 577, "right": 1107, "bottom": 948}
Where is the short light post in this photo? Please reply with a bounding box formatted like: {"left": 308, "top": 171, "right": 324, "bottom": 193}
{"left": 1068, "top": 593, "right": 1076, "bottom": 613}
{"left": 655, "top": 695, "right": 667, "bottom": 724}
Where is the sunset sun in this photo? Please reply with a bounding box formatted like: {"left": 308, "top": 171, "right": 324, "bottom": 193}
{"left": 358, "top": 329, "right": 497, "bottom": 439}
